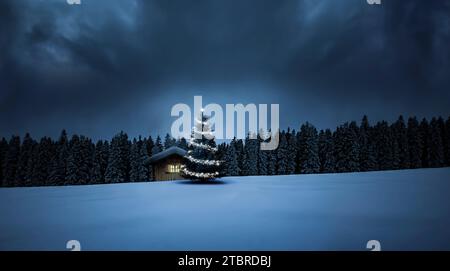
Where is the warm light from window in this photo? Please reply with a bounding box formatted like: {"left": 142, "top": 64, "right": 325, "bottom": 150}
{"left": 168, "top": 164, "right": 181, "bottom": 173}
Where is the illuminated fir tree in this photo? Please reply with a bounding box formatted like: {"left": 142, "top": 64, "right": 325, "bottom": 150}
{"left": 181, "top": 109, "right": 222, "bottom": 181}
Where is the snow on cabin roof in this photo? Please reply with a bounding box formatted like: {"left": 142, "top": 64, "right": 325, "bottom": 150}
{"left": 147, "top": 146, "right": 187, "bottom": 164}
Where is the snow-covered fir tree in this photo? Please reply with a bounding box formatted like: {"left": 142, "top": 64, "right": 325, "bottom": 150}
{"left": 130, "top": 138, "right": 140, "bottom": 181}
{"left": 359, "top": 116, "right": 377, "bottom": 171}
{"left": 164, "top": 133, "right": 176, "bottom": 149}
{"left": 393, "top": 116, "right": 410, "bottom": 169}
{"left": 105, "top": 132, "right": 130, "bottom": 183}
{"left": 0, "top": 138, "right": 8, "bottom": 186}
{"left": 181, "top": 110, "right": 222, "bottom": 181}
{"left": 419, "top": 118, "right": 431, "bottom": 168}
{"left": 65, "top": 135, "right": 81, "bottom": 184}
{"left": 152, "top": 136, "right": 163, "bottom": 155}
{"left": 242, "top": 133, "right": 259, "bottom": 176}
{"left": 145, "top": 136, "right": 154, "bottom": 157}
{"left": 276, "top": 130, "right": 289, "bottom": 175}
{"left": 49, "top": 130, "right": 69, "bottom": 185}
{"left": 319, "top": 129, "right": 336, "bottom": 173}
{"left": 258, "top": 129, "right": 269, "bottom": 176}
{"left": 177, "top": 137, "right": 188, "bottom": 150}
{"left": 297, "top": 123, "right": 320, "bottom": 174}
{"left": 3, "top": 136, "right": 20, "bottom": 187}
{"left": 267, "top": 131, "right": 278, "bottom": 175}
{"left": 130, "top": 137, "right": 150, "bottom": 182}
{"left": 446, "top": 117, "right": 450, "bottom": 166}
{"left": 349, "top": 121, "right": 362, "bottom": 171}
{"left": 389, "top": 122, "right": 401, "bottom": 170}
{"left": 25, "top": 140, "right": 38, "bottom": 186}
{"left": 65, "top": 135, "right": 93, "bottom": 185}
{"left": 429, "top": 117, "right": 445, "bottom": 167}
{"left": 373, "top": 121, "right": 396, "bottom": 170}
{"left": 91, "top": 140, "right": 110, "bottom": 184}
{"left": 234, "top": 139, "right": 244, "bottom": 175}
{"left": 223, "top": 139, "right": 239, "bottom": 176}
{"left": 145, "top": 142, "right": 153, "bottom": 181}
{"left": 31, "top": 137, "right": 54, "bottom": 186}
{"left": 407, "top": 117, "right": 422, "bottom": 169}
{"left": 335, "top": 122, "right": 360, "bottom": 172}
{"left": 437, "top": 117, "right": 447, "bottom": 166}
{"left": 16, "top": 133, "right": 34, "bottom": 186}
{"left": 286, "top": 129, "right": 297, "bottom": 174}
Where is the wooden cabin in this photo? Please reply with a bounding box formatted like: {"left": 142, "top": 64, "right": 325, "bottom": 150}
{"left": 147, "top": 146, "right": 187, "bottom": 181}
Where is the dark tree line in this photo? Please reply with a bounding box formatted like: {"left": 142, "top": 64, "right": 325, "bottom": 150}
{"left": 0, "top": 131, "right": 187, "bottom": 187}
{"left": 1, "top": 115, "right": 450, "bottom": 187}
{"left": 220, "top": 115, "right": 450, "bottom": 177}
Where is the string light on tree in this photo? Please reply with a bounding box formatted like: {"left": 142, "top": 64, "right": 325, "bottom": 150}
{"left": 181, "top": 108, "right": 223, "bottom": 181}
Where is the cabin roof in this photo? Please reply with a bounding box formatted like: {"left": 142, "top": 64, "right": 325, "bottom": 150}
{"left": 147, "top": 146, "right": 187, "bottom": 164}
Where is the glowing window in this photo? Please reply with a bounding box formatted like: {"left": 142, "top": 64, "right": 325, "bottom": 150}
{"left": 168, "top": 164, "right": 181, "bottom": 173}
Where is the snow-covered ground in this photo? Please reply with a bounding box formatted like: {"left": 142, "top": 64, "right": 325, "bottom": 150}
{"left": 1, "top": 168, "right": 450, "bottom": 251}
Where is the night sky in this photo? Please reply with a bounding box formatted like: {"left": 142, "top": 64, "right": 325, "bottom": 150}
{"left": 1, "top": 0, "right": 449, "bottom": 140}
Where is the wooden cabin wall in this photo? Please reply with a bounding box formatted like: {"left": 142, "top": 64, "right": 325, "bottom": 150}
{"left": 153, "top": 156, "right": 185, "bottom": 181}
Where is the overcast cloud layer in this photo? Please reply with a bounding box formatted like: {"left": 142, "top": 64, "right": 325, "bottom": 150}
{"left": 1, "top": 0, "right": 449, "bottom": 140}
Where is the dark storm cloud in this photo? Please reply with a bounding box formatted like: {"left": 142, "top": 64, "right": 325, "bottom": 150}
{"left": 0, "top": 0, "right": 449, "bottom": 139}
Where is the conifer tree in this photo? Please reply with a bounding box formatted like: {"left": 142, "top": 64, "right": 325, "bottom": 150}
{"left": 49, "top": 130, "right": 69, "bottom": 185}
{"left": 177, "top": 137, "right": 188, "bottom": 150}
{"left": 258, "top": 149, "right": 269, "bottom": 175}
{"left": 407, "top": 117, "right": 422, "bottom": 168}
{"left": 295, "top": 130, "right": 302, "bottom": 174}
{"left": 298, "top": 123, "right": 320, "bottom": 174}
{"left": 429, "top": 117, "right": 445, "bottom": 167}
{"left": 65, "top": 135, "right": 82, "bottom": 185}
{"left": 446, "top": 117, "right": 450, "bottom": 166}
{"left": 105, "top": 132, "right": 130, "bottom": 183}
{"left": 318, "top": 129, "right": 335, "bottom": 173}
{"left": 359, "top": 116, "right": 377, "bottom": 171}
{"left": 91, "top": 140, "right": 109, "bottom": 184}
{"left": 145, "top": 136, "right": 155, "bottom": 157}
{"left": 223, "top": 139, "right": 239, "bottom": 176}
{"left": 276, "top": 130, "right": 289, "bottom": 175}
{"left": 258, "top": 130, "right": 269, "bottom": 176}
{"left": 31, "top": 137, "right": 54, "bottom": 186}
{"left": 25, "top": 141, "right": 38, "bottom": 186}
{"left": 242, "top": 133, "right": 259, "bottom": 176}
{"left": 130, "top": 138, "right": 140, "bottom": 181}
{"left": 216, "top": 142, "right": 228, "bottom": 175}
{"left": 152, "top": 136, "right": 163, "bottom": 155}
{"left": 419, "top": 118, "right": 431, "bottom": 168}
{"left": 349, "top": 121, "right": 361, "bottom": 172}
{"left": 437, "top": 117, "right": 448, "bottom": 166}
{"left": 334, "top": 122, "right": 360, "bottom": 172}
{"left": 3, "top": 136, "right": 20, "bottom": 187}
{"left": 390, "top": 123, "right": 400, "bottom": 170}
{"left": 164, "top": 133, "right": 176, "bottom": 149}
{"left": 334, "top": 126, "right": 344, "bottom": 172}
{"left": 286, "top": 129, "right": 297, "bottom": 174}
{"left": 181, "top": 111, "right": 222, "bottom": 181}
{"left": 140, "top": 140, "right": 151, "bottom": 181}
{"left": 130, "top": 137, "right": 150, "bottom": 182}
{"left": 393, "top": 116, "right": 410, "bottom": 169}
{"left": 16, "top": 133, "right": 34, "bottom": 186}
{"left": 235, "top": 139, "right": 245, "bottom": 175}
{"left": 373, "top": 121, "right": 395, "bottom": 170}
{"left": 267, "top": 131, "right": 278, "bottom": 175}
{"left": 0, "top": 137, "right": 8, "bottom": 186}
{"left": 81, "top": 136, "right": 95, "bottom": 184}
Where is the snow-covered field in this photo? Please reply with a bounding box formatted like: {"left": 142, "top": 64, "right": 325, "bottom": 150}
{"left": 1, "top": 168, "right": 450, "bottom": 251}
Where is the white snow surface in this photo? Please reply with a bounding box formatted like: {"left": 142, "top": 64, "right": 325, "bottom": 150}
{"left": 1, "top": 168, "right": 450, "bottom": 251}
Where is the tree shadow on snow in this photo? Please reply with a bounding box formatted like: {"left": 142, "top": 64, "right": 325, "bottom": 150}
{"left": 175, "top": 179, "right": 229, "bottom": 186}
